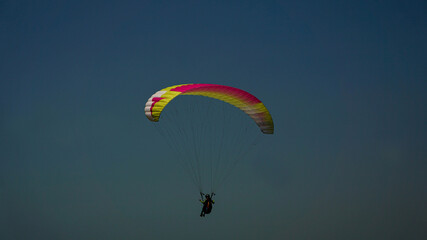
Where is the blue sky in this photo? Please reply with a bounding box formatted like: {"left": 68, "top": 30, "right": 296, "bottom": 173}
{"left": 1, "top": 1, "right": 426, "bottom": 239}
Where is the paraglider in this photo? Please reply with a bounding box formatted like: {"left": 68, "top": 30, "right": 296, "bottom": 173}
{"left": 199, "top": 193, "right": 215, "bottom": 217}
{"left": 144, "top": 84, "right": 274, "bottom": 216}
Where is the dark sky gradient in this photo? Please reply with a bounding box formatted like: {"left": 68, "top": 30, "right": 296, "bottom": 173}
{"left": 1, "top": 0, "right": 426, "bottom": 239}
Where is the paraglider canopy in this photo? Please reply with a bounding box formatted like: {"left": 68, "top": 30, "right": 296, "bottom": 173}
{"left": 145, "top": 84, "right": 274, "bottom": 134}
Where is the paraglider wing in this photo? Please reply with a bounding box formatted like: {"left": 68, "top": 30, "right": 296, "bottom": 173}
{"left": 144, "top": 84, "right": 274, "bottom": 134}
